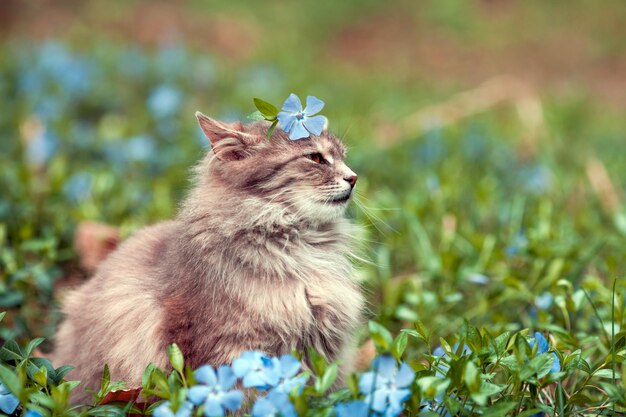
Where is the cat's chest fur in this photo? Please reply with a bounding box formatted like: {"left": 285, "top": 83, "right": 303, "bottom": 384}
{"left": 163, "top": 219, "right": 363, "bottom": 368}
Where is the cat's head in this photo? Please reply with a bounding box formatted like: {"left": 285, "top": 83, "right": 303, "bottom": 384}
{"left": 195, "top": 112, "right": 357, "bottom": 224}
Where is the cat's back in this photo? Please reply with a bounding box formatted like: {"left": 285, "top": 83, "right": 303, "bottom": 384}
{"left": 52, "top": 220, "right": 180, "bottom": 400}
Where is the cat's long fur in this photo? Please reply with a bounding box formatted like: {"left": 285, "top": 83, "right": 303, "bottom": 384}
{"left": 52, "top": 115, "right": 364, "bottom": 404}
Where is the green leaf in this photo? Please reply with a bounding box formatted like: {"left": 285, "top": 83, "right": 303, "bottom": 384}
{"left": 593, "top": 368, "right": 621, "bottom": 379}
{"left": 54, "top": 365, "right": 75, "bottom": 383}
{"left": 0, "top": 312, "right": 5, "bottom": 322}
{"left": 390, "top": 332, "right": 408, "bottom": 360}
{"left": 167, "top": 343, "right": 184, "bottom": 374}
{"left": 368, "top": 321, "right": 393, "bottom": 351}
{"left": 142, "top": 363, "right": 156, "bottom": 388}
{"left": 33, "top": 366, "right": 48, "bottom": 387}
{"left": 315, "top": 363, "right": 338, "bottom": 394}
{"left": 307, "top": 348, "right": 327, "bottom": 376}
{"left": 520, "top": 353, "right": 553, "bottom": 381}
{"left": 0, "top": 364, "right": 21, "bottom": 396}
{"left": 24, "top": 337, "right": 45, "bottom": 357}
{"left": 100, "top": 364, "right": 111, "bottom": 395}
{"left": 481, "top": 401, "right": 517, "bottom": 417}
{"left": 253, "top": 98, "right": 279, "bottom": 118}
{"left": 464, "top": 361, "right": 480, "bottom": 392}
{"left": 416, "top": 376, "right": 450, "bottom": 400}
{"left": 266, "top": 119, "right": 279, "bottom": 139}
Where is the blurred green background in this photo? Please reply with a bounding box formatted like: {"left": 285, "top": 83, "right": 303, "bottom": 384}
{"left": 1, "top": 0, "right": 626, "bottom": 358}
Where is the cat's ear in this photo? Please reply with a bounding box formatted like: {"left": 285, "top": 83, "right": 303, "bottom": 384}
{"left": 195, "top": 112, "right": 255, "bottom": 161}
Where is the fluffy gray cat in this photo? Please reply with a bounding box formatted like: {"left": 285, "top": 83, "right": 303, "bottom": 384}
{"left": 51, "top": 113, "right": 364, "bottom": 403}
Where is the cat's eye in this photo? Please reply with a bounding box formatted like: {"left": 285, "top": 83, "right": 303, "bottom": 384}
{"left": 306, "top": 153, "right": 326, "bottom": 164}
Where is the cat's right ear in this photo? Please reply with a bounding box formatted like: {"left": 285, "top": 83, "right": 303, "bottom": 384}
{"left": 195, "top": 112, "right": 254, "bottom": 161}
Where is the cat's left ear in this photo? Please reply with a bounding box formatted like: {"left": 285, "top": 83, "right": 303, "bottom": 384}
{"left": 195, "top": 112, "right": 256, "bottom": 161}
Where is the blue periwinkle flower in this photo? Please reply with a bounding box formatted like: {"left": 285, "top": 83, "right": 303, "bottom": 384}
{"left": 535, "top": 292, "right": 554, "bottom": 310}
{"left": 63, "top": 172, "right": 92, "bottom": 202}
{"left": 147, "top": 85, "right": 183, "bottom": 118}
{"left": 25, "top": 127, "right": 58, "bottom": 167}
{"left": 0, "top": 383, "right": 19, "bottom": 415}
{"left": 153, "top": 400, "right": 194, "bottom": 417}
{"left": 25, "top": 410, "right": 44, "bottom": 417}
{"left": 358, "top": 355, "right": 415, "bottom": 417}
{"left": 530, "top": 332, "right": 561, "bottom": 373}
{"left": 187, "top": 365, "right": 243, "bottom": 417}
{"left": 232, "top": 351, "right": 280, "bottom": 389}
{"left": 270, "top": 354, "right": 307, "bottom": 395}
{"left": 126, "top": 135, "right": 156, "bottom": 162}
{"left": 277, "top": 94, "right": 327, "bottom": 140}
{"left": 335, "top": 400, "right": 370, "bottom": 417}
{"left": 252, "top": 391, "right": 297, "bottom": 417}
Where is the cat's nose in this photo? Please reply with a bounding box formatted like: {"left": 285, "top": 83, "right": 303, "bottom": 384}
{"left": 344, "top": 175, "right": 358, "bottom": 188}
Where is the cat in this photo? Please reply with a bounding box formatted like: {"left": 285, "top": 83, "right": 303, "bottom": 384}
{"left": 51, "top": 112, "right": 365, "bottom": 404}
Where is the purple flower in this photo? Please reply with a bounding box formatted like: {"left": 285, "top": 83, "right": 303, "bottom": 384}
{"left": 187, "top": 365, "right": 243, "bottom": 416}
{"left": 153, "top": 400, "right": 194, "bottom": 417}
{"left": 232, "top": 351, "right": 280, "bottom": 389}
{"left": 358, "top": 355, "right": 415, "bottom": 417}
{"left": 0, "top": 383, "right": 19, "bottom": 415}
{"left": 251, "top": 391, "right": 297, "bottom": 417}
{"left": 277, "top": 94, "right": 327, "bottom": 140}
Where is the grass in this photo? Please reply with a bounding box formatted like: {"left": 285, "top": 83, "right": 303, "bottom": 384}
{"left": 1, "top": 0, "right": 626, "bottom": 415}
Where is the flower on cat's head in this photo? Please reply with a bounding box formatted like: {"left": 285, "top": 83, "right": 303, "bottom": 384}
{"left": 187, "top": 365, "right": 243, "bottom": 416}
{"left": 277, "top": 94, "right": 327, "bottom": 140}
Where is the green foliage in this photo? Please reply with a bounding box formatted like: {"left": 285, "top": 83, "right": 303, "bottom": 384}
{"left": 2, "top": 2, "right": 626, "bottom": 414}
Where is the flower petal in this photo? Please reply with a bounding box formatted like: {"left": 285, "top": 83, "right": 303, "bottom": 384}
{"left": 243, "top": 371, "right": 270, "bottom": 389}
{"left": 551, "top": 352, "right": 561, "bottom": 373}
{"left": 395, "top": 362, "right": 416, "bottom": 388}
{"left": 232, "top": 352, "right": 255, "bottom": 377}
{"left": 217, "top": 366, "right": 236, "bottom": 390}
{"left": 288, "top": 120, "right": 310, "bottom": 140}
{"left": 303, "top": 96, "right": 325, "bottom": 116}
{"left": 302, "top": 115, "right": 327, "bottom": 136}
{"left": 373, "top": 354, "right": 398, "bottom": 379}
{"left": 281, "top": 93, "right": 302, "bottom": 114}
{"left": 388, "top": 388, "right": 411, "bottom": 410}
{"left": 251, "top": 397, "right": 276, "bottom": 417}
{"left": 383, "top": 406, "right": 403, "bottom": 417}
{"left": 358, "top": 372, "right": 376, "bottom": 394}
{"left": 221, "top": 390, "right": 244, "bottom": 411}
{"left": 370, "top": 388, "right": 390, "bottom": 412}
{"left": 195, "top": 365, "right": 218, "bottom": 386}
{"left": 277, "top": 112, "right": 296, "bottom": 133}
{"left": 534, "top": 332, "right": 549, "bottom": 354}
{"left": 153, "top": 402, "right": 175, "bottom": 417}
{"left": 203, "top": 398, "right": 225, "bottom": 417}
{"left": 0, "top": 393, "right": 19, "bottom": 415}
{"left": 175, "top": 401, "right": 194, "bottom": 417}
{"left": 278, "top": 354, "right": 301, "bottom": 378}
{"left": 335, "top": 400, "right": 370, "bottom": 417}
{"left": 188, "top": 386, "right": 211, "bottom": 405}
